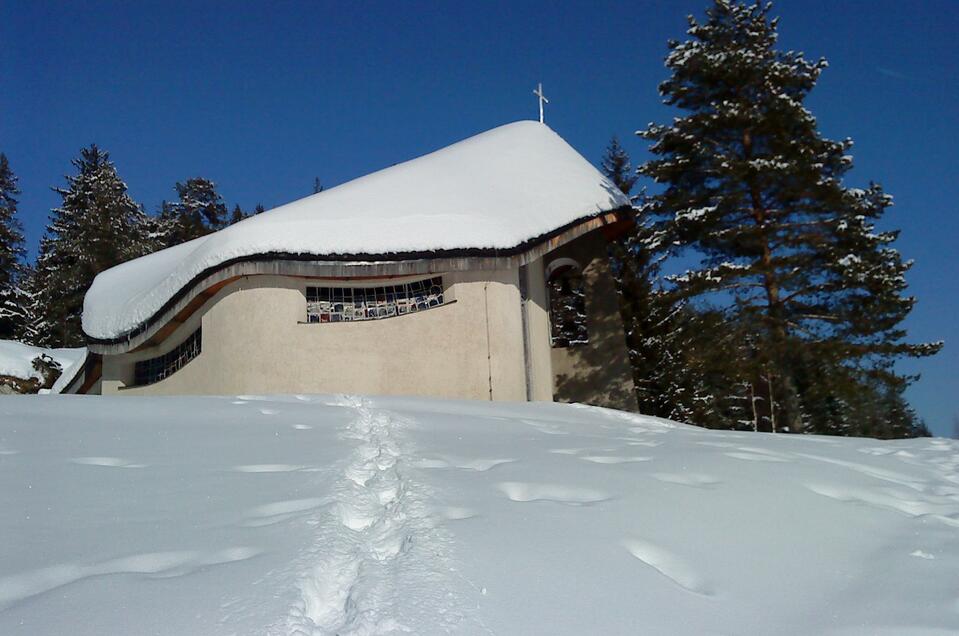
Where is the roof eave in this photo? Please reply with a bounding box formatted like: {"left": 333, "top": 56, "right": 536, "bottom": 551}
{"left": 85, "top": 206, "right": 634, "bottom": 353}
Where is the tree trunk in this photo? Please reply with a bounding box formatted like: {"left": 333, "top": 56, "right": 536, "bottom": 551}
{"left": 743, "top": 129, "right": 803, "bottom": 433}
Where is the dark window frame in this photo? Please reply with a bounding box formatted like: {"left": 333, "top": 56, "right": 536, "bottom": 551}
{"left": 133, "top": 327, "right": 202, "bottom": 386}
{"left": 306, "top": 277, "right": 446, "bottom": 324}
{"left": 547, "top": 265, "right": 589, "bottom": 348}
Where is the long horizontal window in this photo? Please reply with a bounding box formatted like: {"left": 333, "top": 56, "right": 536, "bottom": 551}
{"left": 306, "top": 277, "right": 445, "bottom": 323}
{"left": 133, "top": 328, "right": 201, "bottom": 386}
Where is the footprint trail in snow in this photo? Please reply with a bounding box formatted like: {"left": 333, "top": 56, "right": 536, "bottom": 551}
{"left": 282, "top": 396, "right": 469, "bottom": 635}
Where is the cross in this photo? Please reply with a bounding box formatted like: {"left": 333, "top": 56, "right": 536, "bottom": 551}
{"left": 533, "top": 82, "right": 549, "bottom": 124}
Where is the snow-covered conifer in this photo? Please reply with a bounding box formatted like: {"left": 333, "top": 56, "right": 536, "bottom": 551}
{"left": 601, "top": 137, "right": 638, "bottom": 198}
{"left": 0, "top": 154, "right": 28, "bottom": 339}
{"left": 32, "top": 145, "right": 148, "bottom": 346}
{"left": 639, "top": 1, "right": 940, "bottom": 434}
{"left": 229, "top": 204, "right": 246, "bottom": 225}
{"left": 601, "top": 141, "right": 696, "bottom": 419}
{"left": 165, "top": 177, "right": 228, "bottom": 245}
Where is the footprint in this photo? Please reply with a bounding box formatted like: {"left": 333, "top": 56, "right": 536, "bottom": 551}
{"left": 233, "top": 464, "right": 307, "bottom": 473}
{"left": 629, "top": 426, "right": 672, "bottom": 435}
{"left": 412, "top": 458, "right": 451, "bottom": 469}
{"left": 548, "top": 447, "right": 616, "bottom": 456}
{"left": 652, "top": 472, "right": 720, "bottom": 488}
{"left": 724, "top": 452, "right": 790, "bottom": 463}
{"left": 335, "top": 502, "right": 378, "bottom": 531}
{"left": 71, "top": 457, "right": 146, "bottom": 468}
{"left": 696, "top": 441, "right": 738, "bottom": 448}
{"left": 414, "top": 456, "right": 516, "bottom": 472}
{"left": 344, "top": 463, "right": 377, "bottom": 486}
{"left": 374, "top": 481, "right": 401, "bottom": 506}
{"left": 456, "top": 458, "right": 516, "bottom": 471}
{"left": 243, "top": 498, "right": 328, "bottom": 527}
{"left": 497, "top": 482, "right": 611, "bottom": 505}
{"left": 858, "top": 447, "right": 897, "bottom": 456}
{"left": 369, "top": 531, "right": 410, "bottom": 561}
{"left": 521, "top": 419, "right": 570, "bottom": 435}
{"left": 622, "top": 539, "right": 713, "bottom": 596}
{"left": 579, "top": 455, "right": 653, "bottom": 464}
{"left": 435, "top": 506, "right": 478, "bottom": 521}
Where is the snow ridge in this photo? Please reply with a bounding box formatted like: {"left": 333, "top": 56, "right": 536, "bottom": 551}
{"left": 284, "top": 396, "right": 464, "bottom": 635}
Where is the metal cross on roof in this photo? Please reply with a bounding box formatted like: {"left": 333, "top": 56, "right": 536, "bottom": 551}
{"left": 533, "top": 82, "right": 549, "bottom": 124}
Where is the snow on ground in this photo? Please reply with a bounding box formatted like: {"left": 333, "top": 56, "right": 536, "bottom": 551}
{"left": 1, "top": 395, "right": 957, "bottom": 635}
{"left": 0, "top": 340, "right": 85, "bottom": 384}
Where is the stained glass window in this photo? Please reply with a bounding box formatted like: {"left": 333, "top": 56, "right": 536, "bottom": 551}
{"left": 306, "top": 277, "right": 445, "bottom": 323}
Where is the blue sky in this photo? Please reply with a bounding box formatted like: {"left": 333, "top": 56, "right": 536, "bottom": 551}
{"left": 3, "top": 1, "right": 957, "bottom": 435}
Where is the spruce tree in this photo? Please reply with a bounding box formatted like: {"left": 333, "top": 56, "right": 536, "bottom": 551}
{"left": 601, "top": 137, "right": 638, "bottom": 198}
{"left": 601, "top": 139, "right": 691, "bottom": 419}
{"left": 139, "top": 200, "right": 178, "bottom": 252}
{"left": 0, "top": 154, "right": 28, "bottom": 339}
{"left": 639, "top": 0, "right": 941, "bottom": 434}
{"left": 13, "top": 265, "right": 41, "bottom": 345}
{"left": 229, "top": 204, "right": 245, "bottom": 225}
{"left": 165, "top": 177, "right": 227, "bottom": 245}
{"left": 33, "top": 145, "right": 148, "bottom": 346}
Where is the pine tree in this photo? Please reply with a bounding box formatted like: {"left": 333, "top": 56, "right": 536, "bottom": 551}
{"left": 601, "top": 139, "right": 692, "bottom": 419}
{"left": 601, "top": 137, "right": 638, "bottom": 198}
{"left": 638, "top": 1, "right": 940, "bottom": 434}
{"left": 139, "top": 200, "right": 178, "bottom": 252}
{"left": 0, "top": 154, "right": 28, "bottom": 339}
{"left": 33, "top": 145, "right": 148, "bottom": 346}
{"left": 229, "top": 204, "right": 245, "bottom": 225}
{"left": 164, "top": 177, "right": 227, "bottom": 245}
{"left": 13, "top": 265, "right": 41, "bottom": 345}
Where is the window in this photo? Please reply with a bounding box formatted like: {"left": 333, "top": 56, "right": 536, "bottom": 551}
{"left": 306, "top": 277, "right": 445, "bottom": 323}
{"left": 547, "top": 260, "right": 588, "bottom": 347}
{"left": 133, "top": 328, "right": 201, "bottom": 386}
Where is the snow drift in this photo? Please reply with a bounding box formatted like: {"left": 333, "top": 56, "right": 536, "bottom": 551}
{"left": 1, "top": 395, "right": 957, "bottom": 634}
{"left": 81, "top": 121, "right": 630, "bottom": 341}
{"left": 0, "top": 340, "right": 85, "bottom": 390}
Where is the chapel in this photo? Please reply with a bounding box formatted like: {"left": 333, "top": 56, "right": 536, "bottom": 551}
{"left": 62, "top": 121, "right": 637, "bottom": 411}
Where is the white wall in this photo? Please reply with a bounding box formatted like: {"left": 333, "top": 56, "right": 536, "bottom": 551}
{"left": 104, "top": 270, "right": 537, "bottom": 401}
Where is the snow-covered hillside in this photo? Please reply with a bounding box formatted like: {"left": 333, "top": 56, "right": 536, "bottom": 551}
{"left": 1, "top": 395, "right": 957, "bottom": 634}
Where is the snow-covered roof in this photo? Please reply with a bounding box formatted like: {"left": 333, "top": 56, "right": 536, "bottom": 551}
{"left": 82, "top": 121, "right": 628, "bottom": 341}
